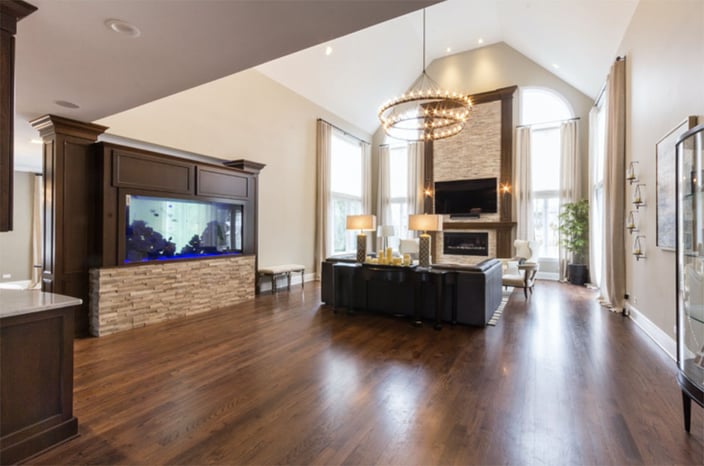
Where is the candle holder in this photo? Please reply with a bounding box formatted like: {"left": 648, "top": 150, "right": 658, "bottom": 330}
{"left": 626, "top": 161, "right": 639, "bottom": 184}
{"left": 633, "top": 184, "right": 646, "bottom": 209}
{"left": 626, "top": 211, "right": 638, "bottom": 233}
{"left": 633, "top": 235, "right": 646, "bottom": 260}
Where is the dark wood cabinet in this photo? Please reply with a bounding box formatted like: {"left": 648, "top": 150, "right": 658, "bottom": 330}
{"left": 112, "top": 149, "right": 194, "bottom": 194}
{"left": 27, "top": 116, "right": 264, "bottom": 335}
{"left": 0, "top": 297, "right": 78, "bottom": 464}
{"left": 0, "top": 0, "right": 36, "bottom": 232}
{"left": 196, "top": 166, "right": 249, "bottom": 199}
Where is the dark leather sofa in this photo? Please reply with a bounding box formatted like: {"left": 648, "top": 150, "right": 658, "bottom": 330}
{"left": 320, "top": 256, "right": 502, "bottom": 326}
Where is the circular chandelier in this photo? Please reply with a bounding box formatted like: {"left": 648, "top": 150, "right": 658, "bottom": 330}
{"left": 378, "top": 9, "right": 471, "bottom": 142}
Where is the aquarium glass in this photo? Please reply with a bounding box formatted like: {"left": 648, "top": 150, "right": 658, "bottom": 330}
{"left": 125, "top": 194, "right": 243, "bottom": 263}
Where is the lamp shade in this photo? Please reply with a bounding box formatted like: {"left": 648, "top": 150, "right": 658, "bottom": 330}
{"left": 408, "top": 214, "right": 443, "bottom": 232}
{"left": 346, "top": 214, "right": 376, "bottom": 231}
{"left": 378, "top": 225, "right": 395, "bottom": 237}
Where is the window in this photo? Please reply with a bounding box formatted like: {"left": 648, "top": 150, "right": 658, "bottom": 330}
{"left": 385, "top": 145, "right": 410, "bottom": 249}
{"left": 591, "top": 97, "right": 607, "bottom": 287}
{"left": 520, "top": 88, "right": 574, "bottom": 260}
{"left": 330, "top": 130, "right": 364, "bottom": 253}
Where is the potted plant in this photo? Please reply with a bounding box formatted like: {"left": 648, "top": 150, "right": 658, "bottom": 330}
{"left": 558, "top": 199, "right": 589, "bottom": 286}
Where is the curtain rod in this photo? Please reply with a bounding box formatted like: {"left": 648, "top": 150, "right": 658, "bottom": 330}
{"left": 515, "top": 116, "right": 580, "bottom": 129}
{"left": 317, "top": 118, "right": 370, "bottom": 145}
{"left": 594, "top": 55, "right": 626, "bottom": 107}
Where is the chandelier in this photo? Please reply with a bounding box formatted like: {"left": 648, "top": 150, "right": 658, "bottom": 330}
{"left": 378, "top": 9, "right": 471, "bottom": 142}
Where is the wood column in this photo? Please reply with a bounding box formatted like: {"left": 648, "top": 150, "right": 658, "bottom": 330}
{"left": 0, "top": 0, "right": 36, "bottom": 232}
{"left": 30, "top": 115, "right": 108, "bottom": 337}
{"left": 224, "top": 159, "right": 266, "bottom": 290}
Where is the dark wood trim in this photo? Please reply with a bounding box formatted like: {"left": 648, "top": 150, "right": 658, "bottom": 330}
{"left": 423, "top": 141, "right": 433, "bottom": 214}
{"left": 500, "top": 90, "right": 514, "bottom": 223}
{"left": 469, "top": 85, "right": 518, "bottom": 106}
{"left": 0, "top": 0, "right": 37, "bottom": 232}
{"left": 30, "top": 114, "right": 109, "bottom": 141}
{"left": 224, "top": 159, "right": 266, "bottom": 284}
{"left": 224, "top": 159, "right": 266, "bottom": 174}
{"left": 444, "top": 221, "right": 517, "bottom": 230}
{"left": 30, "top": 115, "right": 107, "bottom": 337}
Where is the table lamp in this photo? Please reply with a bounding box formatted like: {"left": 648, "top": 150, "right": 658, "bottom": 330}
{"left": 408, "top": 214, "right": 443, "bottom": 267}
{"left": 346, "top": 214, "right": 377, "bottom": 263}
{"left": 378, "top": 225, "right": 395, "bottom": 250}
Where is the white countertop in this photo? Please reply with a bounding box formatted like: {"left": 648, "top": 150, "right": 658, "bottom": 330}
{"left": 0, "top": 289, "right": 82, "bottom": 319}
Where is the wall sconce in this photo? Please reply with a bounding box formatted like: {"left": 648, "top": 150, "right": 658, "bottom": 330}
{"left": 626, "top": 211, "right": 638, "bottom": 233}
{"left": 424, "top": 186, "right": 433, "bottom": 197}
{"left": 500, "top": 182, "right": 511, "bottom": 195}
{"left": 633, "top": 184, "right": 645, "bottom": 208}
{"left": 626, "top": 161, "right": 639, "bottom": 184}
{"left": 633, "top": 235, "right": 646, "bottom": 260}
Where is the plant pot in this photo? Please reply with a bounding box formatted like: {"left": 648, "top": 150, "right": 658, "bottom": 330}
{"left": 568, "top": 264, "right": 589, "bottom": 286}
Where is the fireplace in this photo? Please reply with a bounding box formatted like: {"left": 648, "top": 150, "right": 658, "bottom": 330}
{"left": 443, "top": 232, "right": 489, "bottom": 256}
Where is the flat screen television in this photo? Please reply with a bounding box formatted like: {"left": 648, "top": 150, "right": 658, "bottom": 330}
{"left": 434, "top": 177, "right": 497, "bottom": 216}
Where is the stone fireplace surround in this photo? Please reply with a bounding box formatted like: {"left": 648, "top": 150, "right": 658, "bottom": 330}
{"left": 443, "top": 232, "right": 489, "bottom": 256}
{"left": 428, "top": 86, "right": 518, "bottom": 264}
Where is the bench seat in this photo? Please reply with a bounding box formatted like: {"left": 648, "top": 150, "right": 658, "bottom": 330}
{"left": 257, "top": 264, "right": 305, "bottom": 294}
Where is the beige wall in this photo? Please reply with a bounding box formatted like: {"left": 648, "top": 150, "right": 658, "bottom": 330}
{"left": 98, "top": 69, "right": 371, "bottom": 276}
{"left": 0, "top": 171, "right": 34, "bottom": 282}
{"left": 429, "top": 42, "right": 594, "bottom": 194}
{"left": 373, "top": 42, "right": 594, "bottom": 210}
{"left": 618, "top": 0, "right": 704, "bottom": 341}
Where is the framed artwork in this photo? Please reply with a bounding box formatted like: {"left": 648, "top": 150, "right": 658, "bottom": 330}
{"left": 656, "top": 116, "right": 698, "bottom": 250}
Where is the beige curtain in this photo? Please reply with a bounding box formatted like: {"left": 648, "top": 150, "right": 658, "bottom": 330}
{"left": 558, "top": 120, "right": 580, "bottom": 280}
{"left": 600, "top": 58, "right": 627, "bottom": 311}
{"left": 377, "top": 145, "right": 390, "bottom": 228}
{"left": 30, "top": 174, "right": 43, "bottom": 289}
{"left": 587, "top": 106, "right": 602, "bottom": 288}
{"left": 314, "top": 120, "right": 333, "bottom": 279}
{"left": 515, "top": 127, "right": 534, "bottom": 241}
{"left": 361, "top": 141, "right": 373, "bottom": 253}
{"left": 408, "top": 142, "right": 425, "bottom": 215}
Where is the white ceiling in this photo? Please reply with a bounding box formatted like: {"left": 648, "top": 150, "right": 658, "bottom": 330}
{"left": 257, "top": 0, "right": 640, "bottom": 135}
{"left": 12, "top": 0, "right": 639, "bottom": 172}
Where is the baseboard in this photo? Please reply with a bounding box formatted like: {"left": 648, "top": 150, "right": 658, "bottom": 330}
{"left": 626, "top": 302, "right": 677, "bottom": 361}
{"left": 536, "top": 271, "right": 559, "bottom": 281}
{"left": 258, "top": 272, "right": 315, "bottom": 293}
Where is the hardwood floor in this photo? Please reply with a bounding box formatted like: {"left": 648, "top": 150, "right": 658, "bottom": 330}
{"left": 28, "top": 281, "right": 703, "bottom": 465}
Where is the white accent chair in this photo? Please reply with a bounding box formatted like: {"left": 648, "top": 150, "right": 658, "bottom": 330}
{"left": 500, "top": 240, "right": 539, "bottom": 298}
{"left": 399, "top": 238, "right": 420, "bottom": 261}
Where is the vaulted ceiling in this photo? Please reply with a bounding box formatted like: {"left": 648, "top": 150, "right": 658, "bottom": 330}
{"left": 13, "top": 0, "right": 639, "bottom": 171}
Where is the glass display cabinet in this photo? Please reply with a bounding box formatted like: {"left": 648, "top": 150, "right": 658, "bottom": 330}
{"left": 676, "top": 123, "right": 704, "bottom": 432}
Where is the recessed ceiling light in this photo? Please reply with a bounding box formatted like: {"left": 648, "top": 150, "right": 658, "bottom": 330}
{"left": 325, "top": 45, "right": 333, "bottom": 56}
{"left": 54, "top": 100, "right": 80, "bottom": 109}
{"left": 30, "top": 139, "right": 43, "bottom": 145}
{"left": 477, "top": 38, "right": 484, "bottom": 44}
{"left": 552, "top": 63, "right": 560, "bottom": 69}
{"left": 446, "top": 47, "right": 452, "bottom": 53}
{"left": 105, "top": 19, "right": 141, "bottom": 38}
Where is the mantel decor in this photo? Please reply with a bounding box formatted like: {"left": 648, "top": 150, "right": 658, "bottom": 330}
{"left": 377, "top": 9, "right": 471, "bottom": 142}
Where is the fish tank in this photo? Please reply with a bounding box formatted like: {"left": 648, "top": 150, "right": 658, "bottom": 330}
{"left": 124, "top": 194, "right": 243, "bottom": 263}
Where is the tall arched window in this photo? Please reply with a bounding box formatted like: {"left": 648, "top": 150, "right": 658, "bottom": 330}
{"left": 520, "top": 88, "right": 574, "bottom": 262}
